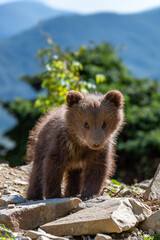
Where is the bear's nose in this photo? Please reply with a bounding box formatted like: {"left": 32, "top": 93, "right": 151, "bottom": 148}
{"left": 93, "top": 140, "right": 101, "bottom": 148}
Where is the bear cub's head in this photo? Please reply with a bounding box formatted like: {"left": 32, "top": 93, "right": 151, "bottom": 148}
{"left": 66, "top": 90, "right": 124, "bottom": 150}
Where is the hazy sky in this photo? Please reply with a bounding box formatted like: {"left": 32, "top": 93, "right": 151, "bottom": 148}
{"left": 0, "top": 0, "right": 160, "bottom": 13}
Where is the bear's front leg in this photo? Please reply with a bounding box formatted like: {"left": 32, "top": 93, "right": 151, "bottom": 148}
{"left": 27, "top": 161, "right": 43, "bottom": 201}
{"left": 65, "top": 169, "right": 82, "bottom": 197}
{"left": 81, "top": 163, "right": 107, "bottom": 200}
{"left": 43, "top": 154, "right": 64, "bottom": 199}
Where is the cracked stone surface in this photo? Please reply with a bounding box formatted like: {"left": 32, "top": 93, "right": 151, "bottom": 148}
{"left": 41, "top": 198, "right": 151, "bottom": 236}
{"left": 0, "top": 198, "right": 81, "bottom": 231}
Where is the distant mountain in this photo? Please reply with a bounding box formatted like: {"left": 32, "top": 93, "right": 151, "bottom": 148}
{"left": 0, "top": 1, "right": 72, "bottom": 38}
{"left": 0, "top": 8, "right": 160, "bottom": 137}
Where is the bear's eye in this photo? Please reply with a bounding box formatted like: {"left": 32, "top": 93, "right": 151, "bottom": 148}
{"left": 102, "top": 120, "right": 107, "bottom": 129}
{"left": 84, "top": 122, "right": 89, "bottom": 129}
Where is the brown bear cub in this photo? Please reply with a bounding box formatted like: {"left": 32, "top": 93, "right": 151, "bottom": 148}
{"left": 27, "top": 90, "right": 124, "bottom": 201}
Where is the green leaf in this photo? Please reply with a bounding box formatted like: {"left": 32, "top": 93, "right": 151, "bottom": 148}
{"left": 111, "top": 179, "right": 122, "bottom": 186}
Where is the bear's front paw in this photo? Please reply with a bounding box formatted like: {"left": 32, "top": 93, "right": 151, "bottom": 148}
{"left": 81, "top": 194, "right": 98, "bottom": 201}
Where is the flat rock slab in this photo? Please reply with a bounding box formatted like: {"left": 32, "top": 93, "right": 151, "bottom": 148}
{"left": 0, "top": 198, "right": 81, "bottom": 231}
{"left": 139, "top": 209, "right": 160, "bottom": 234}
{"left": 143, "top": 164, "right": 160, "bottom": 200}
{"left": 41, "top": 198, "right": 151, "bottom": 236}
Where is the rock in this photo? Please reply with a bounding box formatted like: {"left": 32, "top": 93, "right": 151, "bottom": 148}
{"left": 2, "top": 189, "right": 13, "bottom": 195}
{"left": 0, "top": 197, "right": 81, "bottom": 231}
{"left": 139, "top": 209, "right": 160, "bottom": 234}
{"left": 8, "top": 204, "right": 16, "bottom": 209}
{"left": 143, "top": 164, "right": 160, "bottom": 200}
{"left": 128, "top": 237, "right": 138, "bottom": 240}
{"left": 121, "top": 190, "right": 132, "bottom": 197}
{"left": 37, "top": 237, "right": 50, "bottom": 240}
{"left": 14, "top": 179, "right": 28, "bottom": 185}
{"left": 18, "top": 162, "right": 32, "bottom": 173}
{"left": 0, "top": 193, "right": 26, "bottom": 207}
{"left": 0, "top": 225, "right": 15, "bottom": 238}
{"left": 128, "top": 227, "right": 139, "bottom": 233}
{"left": 0, "top": 198, "right": 6, "bottom": 207}
{"left": 41, "top": 198, "right": 151, "bottom": 236}
{"left": 0, "top": 163, "right": 9, "bottom": 171}
{"left": 134, "top": 179, "right": 152, "bottom": 190}
{"left": 95, "top": 233, "right": 112, "bottom": 240}
{"left": 27, "top": 230, "right": 68, "bottom": 240}
{"left": 148, "top": 229, "right": 155, "bottom": 235}
{"left": 16, "top": 237, "right": 32, "bottom": 240}
{"left": 77, "top": 196, "right": 111, "bottom": 210}
{"left": 13, "top": 232, "right": 32, "bottom": 240}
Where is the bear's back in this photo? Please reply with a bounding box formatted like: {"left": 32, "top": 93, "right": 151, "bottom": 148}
{"left": 27, "top": 105, "right": 67, "bottom": 162}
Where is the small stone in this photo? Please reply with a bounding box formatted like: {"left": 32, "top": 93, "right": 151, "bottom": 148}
{"left": 37, "top": 237, "right": 50, "bottom": 240}
{"left": 148, "top": 229, "right": 155, "bottom": 235}
{"left": 0, "top": 198, "right": 5, "bottom": 207}
{"left": 128, "top": 227, "right": 139, "bottom": 233}
{"left": 5, "top": 181, "right": 12, "bottom": 184}
{"left": 17, "top": 237, "right": 32, "bottom": 240}
{"left": 14, "top": 179, "right": 28, "bottom": 185}
{"left": 3, "top": 189, "right": 12, "bottom": 194}
{"left": 121, "top": 190, "right": 131, "bottom": 197}
{"left": 131, "top": 232, "right": 138, "bottom": 237}
{"left": 95, "top": 233, "right": 112, "bottom": 240}
{"left": 0, "top": 163, "right": 9, "bottom": 170}
{"left": 4, "top": 176, "right": 10, "bottom": 179}
{"left": 18, "top": 163, "right": 32, "bottom": 173}
{"left": 27, "top": 230, "right": 68, "bottom": 239}
{"left": 13, "top": 232, "right": 32, "bottom": 239}
{"left": 8, "top": 204, "right": 15, "bottom": 209}
{"left": 121, "top": 233, "right": 125, "bottom": 238}
{"left": 0, "top": 193, "right": 26, "bottom": 206}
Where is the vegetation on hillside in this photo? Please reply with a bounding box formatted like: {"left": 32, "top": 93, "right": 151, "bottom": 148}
{"left": 1, "top": 40, "right": 160, "bottom": 183}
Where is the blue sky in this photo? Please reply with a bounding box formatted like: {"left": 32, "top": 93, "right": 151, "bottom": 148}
{"left": 0, "top": 0, "right": 160, "bottom": 13}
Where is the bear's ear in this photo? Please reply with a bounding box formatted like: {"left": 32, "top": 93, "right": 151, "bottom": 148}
{"left": 66, "top": 90, "right": 84, "bottom": 106}
{"left": 104, "top": 90, "right": 124, "bottom": 108}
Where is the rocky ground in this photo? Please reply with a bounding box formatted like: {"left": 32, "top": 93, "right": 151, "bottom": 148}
{"left": 0, "top": 163, "right": 30, "bottom": 198}
{"left": 0, "top": 162, "right": 160, "bottom": 240}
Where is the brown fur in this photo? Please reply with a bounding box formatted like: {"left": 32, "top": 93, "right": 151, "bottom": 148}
{"left": 27, "top": 90, "right": 124, "bottom": 200}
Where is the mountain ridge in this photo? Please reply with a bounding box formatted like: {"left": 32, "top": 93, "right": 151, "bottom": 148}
{"left": 0, "top": 1, "right": 73, "bottom": 38}
{"left": 0, "top": 9, "right": 160, "bottom": 99}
